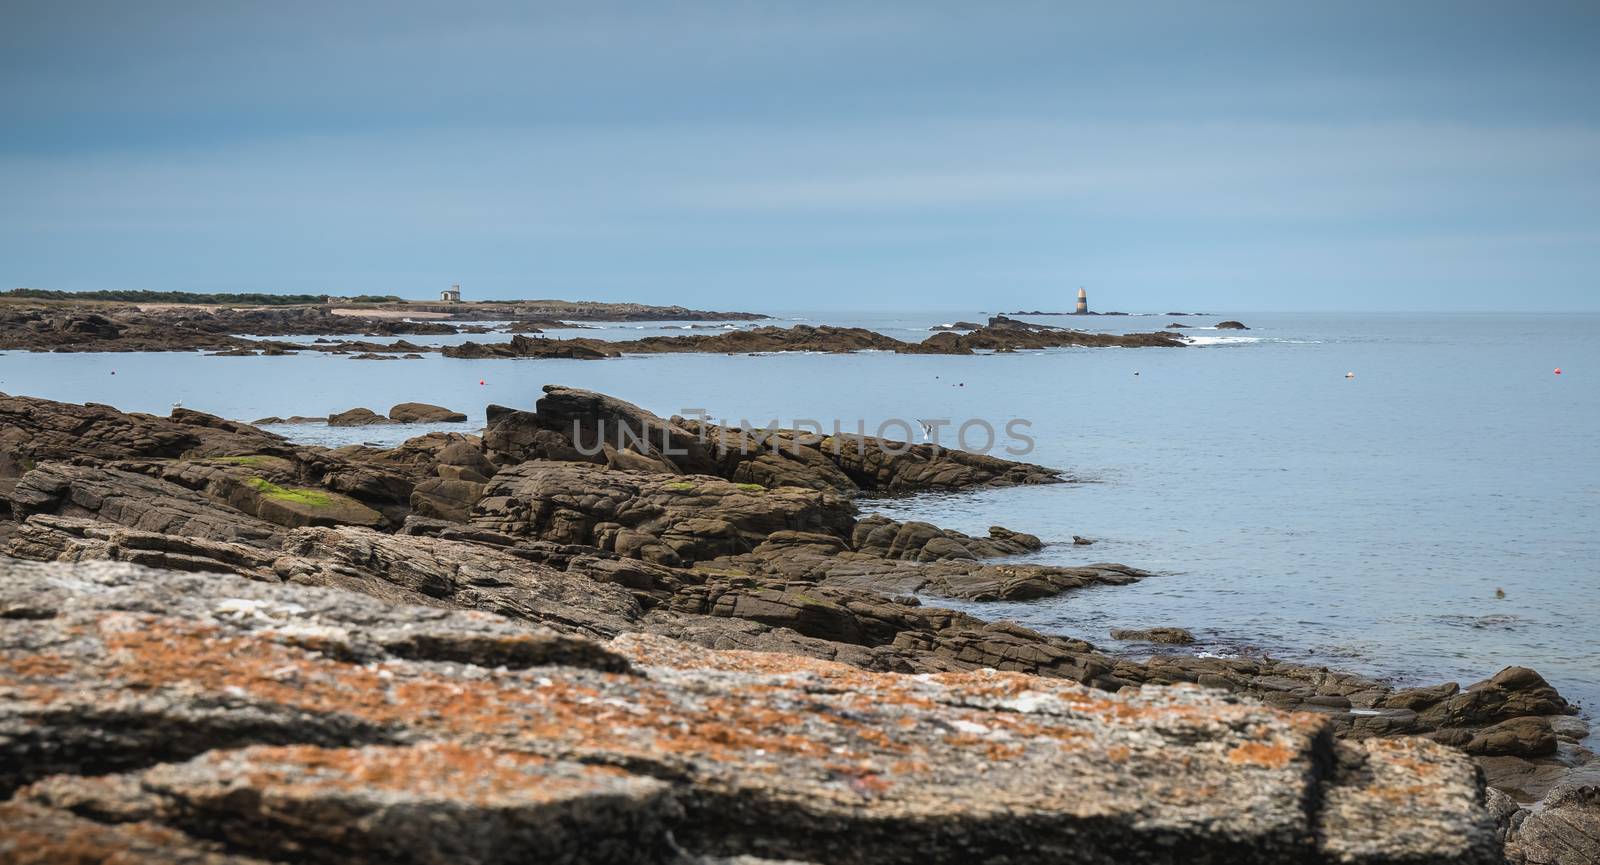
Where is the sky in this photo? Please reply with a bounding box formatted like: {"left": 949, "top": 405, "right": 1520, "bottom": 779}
{"left": 1, "top": 0, "right": 1597, "bottom": 312}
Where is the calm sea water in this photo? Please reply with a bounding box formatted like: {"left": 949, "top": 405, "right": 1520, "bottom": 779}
{"left": 3, "top": 312, "right": 1596, "bottom": 711}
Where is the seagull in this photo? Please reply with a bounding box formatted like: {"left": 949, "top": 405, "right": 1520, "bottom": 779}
{"left": 917, "top": 420, "right": 934, "bottom": 442}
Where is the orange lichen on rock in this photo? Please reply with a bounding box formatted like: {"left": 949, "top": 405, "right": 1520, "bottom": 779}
{"left": 208, "top": 743, "right": 637, "bottom": 807}
{"left": 1226, "top": 741, "right": 1298, "bottom": 769}
{"left": 0, "top": 562, "right": 1510, "bottom": 865}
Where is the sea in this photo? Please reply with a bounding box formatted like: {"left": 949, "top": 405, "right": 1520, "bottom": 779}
{"left": 3, "top": 311, "right": 1596, "bottom": 713}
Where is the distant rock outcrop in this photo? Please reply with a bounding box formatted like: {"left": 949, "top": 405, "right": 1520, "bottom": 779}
{"left": 388, "top": 402, "right": 468, "bottom": 423}
{"left": 328, "top": 407, "right": 395, "bottom": 426}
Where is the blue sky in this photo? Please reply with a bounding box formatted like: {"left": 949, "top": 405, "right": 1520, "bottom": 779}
{"left": 2, "top": 1, "right": 1597, "bottom": 311}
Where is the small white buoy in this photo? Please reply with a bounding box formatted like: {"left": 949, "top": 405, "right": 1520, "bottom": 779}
{"left": 1345, "top": 371, "right": 1355, "bottom": 379}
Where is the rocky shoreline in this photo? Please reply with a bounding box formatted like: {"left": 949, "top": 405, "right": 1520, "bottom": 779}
{"left": 0, "top": 299, "right": 763, "bottom": 354}
{"left": 1, "top": 299, "right": 1190, "bottom": 356}
{"left": 2, "top": 385, "right": 1595, "bottom": 863}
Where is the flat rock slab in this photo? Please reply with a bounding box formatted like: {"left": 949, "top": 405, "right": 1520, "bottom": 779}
{"left": 0, "top": 560, "right": 1501, "bottom": 864}
{"left": 20, "top": 743, "right": 675, "bottom": 865}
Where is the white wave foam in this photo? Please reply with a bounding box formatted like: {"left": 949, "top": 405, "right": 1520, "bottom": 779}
{"left": 1184, "top": 336, "right": 1263, "bottom": 346}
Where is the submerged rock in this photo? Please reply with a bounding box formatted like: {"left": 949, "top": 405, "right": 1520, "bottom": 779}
{"left": 1112, "top": 627, "right": 1197, "bottom": 645}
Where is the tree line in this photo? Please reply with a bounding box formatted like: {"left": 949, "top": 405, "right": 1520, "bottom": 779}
{"left": 2, "top": 288, "right": 404, "bottom": 305}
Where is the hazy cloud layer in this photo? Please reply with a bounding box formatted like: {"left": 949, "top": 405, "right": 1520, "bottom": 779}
{"left": 2, "top": 0, "right": 1596, "bottom": 310}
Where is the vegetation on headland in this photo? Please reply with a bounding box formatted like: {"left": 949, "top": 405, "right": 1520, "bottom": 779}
{"left": 2, "top": 288, "right": 403, "bottom": 305}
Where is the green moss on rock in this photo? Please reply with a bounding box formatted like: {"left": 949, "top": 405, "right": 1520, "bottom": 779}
{"left": 245, "top": 476, "right": 335, "bottom": 507}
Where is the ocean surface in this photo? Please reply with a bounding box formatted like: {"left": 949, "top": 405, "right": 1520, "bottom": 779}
{"left": 3, "top": 311, "right": 1597, "bottom": 712}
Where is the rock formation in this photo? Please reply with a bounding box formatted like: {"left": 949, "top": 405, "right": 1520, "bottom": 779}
{"left": 1, "top": 388, "right": 1593, "bottom": 861}
{"left": 0, "top": 298, "right": 766, "bottom": 354}
{"left": 444, "top": 316, "right": 1185, "bottom": 359}
{"left": 0, "top": 560, "right": 1509, "bottom": 864}
{"left": 388, "top": 402, "right": 468, "bottom": 423}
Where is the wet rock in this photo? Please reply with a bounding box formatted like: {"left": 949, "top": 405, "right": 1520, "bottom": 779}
{"left": 1215, "top": 320, "right": 1250, "bottom": 330}
{"left": 1111, "top": 627, "right": 1196, "bottom": 645}
{"left": 388, "top": 402, "right": 468, "bottom": 423}
{"left": 1549, "top": 715, "right": 1591, "bottom": 744}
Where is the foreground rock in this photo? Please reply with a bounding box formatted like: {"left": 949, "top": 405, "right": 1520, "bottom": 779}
{"left": 0, "top": 560, "right": 1506, "bottom": 864}
{"left": 1503, "top": 784, "right": 1600, "bottom": 865}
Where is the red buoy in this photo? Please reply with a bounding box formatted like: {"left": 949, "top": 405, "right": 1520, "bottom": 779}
{"left": 1554, "top": 368, "right": 1563, "bottom": 375}
{"left": 479, "top": 380, "right": 486, "bottom": 385}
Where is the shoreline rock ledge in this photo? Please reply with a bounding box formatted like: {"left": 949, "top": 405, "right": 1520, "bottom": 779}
{"left": 1, "top": 559, "right": 1507, "bottom": 865}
